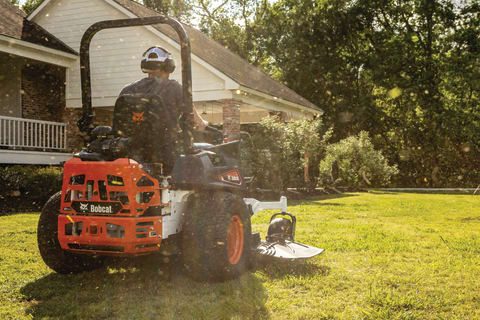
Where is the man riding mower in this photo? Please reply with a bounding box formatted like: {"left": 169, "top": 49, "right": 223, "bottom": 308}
{"left": 37, "top": 16, "right": 324, "bottom": 282}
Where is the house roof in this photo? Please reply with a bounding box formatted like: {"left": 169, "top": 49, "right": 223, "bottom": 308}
{"left": 0, "top": 0, "right": 77, "bottom": 55}
{"left": 112, "top": 0, "right": 320, "bottom": 112}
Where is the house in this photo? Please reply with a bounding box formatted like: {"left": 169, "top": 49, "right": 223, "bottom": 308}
{"left": 0, "top": 0, "right": 322, "bottom": 165}
{"left": 0, "top": 0, "right": 77, "bottom": 164}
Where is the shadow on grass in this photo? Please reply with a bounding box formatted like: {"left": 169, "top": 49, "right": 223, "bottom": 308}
{"left": 291, "top": 193, "right": 358, "bottom": 207}
{"left": 316, "top": 203, "right": 344, "bottom": 206}
{"left": 256, "top": 259, "right": 330, "bottom": 280}
{"left": 366, "top": 191, "right": 400, "bottom": 195}
{"left": 310, "top": 193, "right": 358, "bottom": 201}
{"left": 21, "top": 254, "right": 269, "bottom": 320}
{"left": 0, "top": 210, "right": 39, "bottom": 217}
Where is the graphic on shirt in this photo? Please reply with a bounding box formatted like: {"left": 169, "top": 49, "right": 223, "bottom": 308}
{"left": 132, "top": 111, "right": 145, "bottom": 125}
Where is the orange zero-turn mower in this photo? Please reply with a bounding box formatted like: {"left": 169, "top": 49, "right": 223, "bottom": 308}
{"left": 37, "top": 16, "right": 324, "bottom": 281}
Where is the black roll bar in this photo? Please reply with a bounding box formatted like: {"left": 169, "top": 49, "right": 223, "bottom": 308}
{"left": 78, "top": 16, "right": 194, "bottom": 153}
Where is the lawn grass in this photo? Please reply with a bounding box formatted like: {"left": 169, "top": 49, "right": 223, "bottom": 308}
{"left": 1, "top": 191, "right": 479, "bottom": 319}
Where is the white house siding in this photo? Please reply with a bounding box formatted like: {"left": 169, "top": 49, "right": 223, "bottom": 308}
{"left": 0, "top": 53, "right": 22, "bottom": 117}
{"left": 32, "top": 0, "right": 226, "bottom": 108}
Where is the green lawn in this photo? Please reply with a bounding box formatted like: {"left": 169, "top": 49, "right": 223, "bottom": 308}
{"left": 1, "top": 192, "right": 479, "bottom": 319}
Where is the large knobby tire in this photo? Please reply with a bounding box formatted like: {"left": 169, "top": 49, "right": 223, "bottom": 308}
{"left": 182, "top": 191, "right": 252, "bottom": 281}
{"left": 38, "top": 191, "right": 104, "bottom": 274}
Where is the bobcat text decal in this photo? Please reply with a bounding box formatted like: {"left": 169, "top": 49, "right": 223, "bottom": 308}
{"left": 71, "top": 201, "right": 123, "bottom": 214}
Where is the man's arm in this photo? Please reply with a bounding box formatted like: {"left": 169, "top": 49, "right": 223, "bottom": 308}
{"left": 193, "top": 105, "right": 208, "bottom": 131}
{"left": 174, "top": 81, "right": 208, "bottom": 131}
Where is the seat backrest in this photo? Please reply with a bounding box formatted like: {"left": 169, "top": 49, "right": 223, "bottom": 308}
{"left": 111, "top": 94, "right": 177, "bottom": 164}
{"left": 112, "top": 95, "right": 151, "bottom": 137}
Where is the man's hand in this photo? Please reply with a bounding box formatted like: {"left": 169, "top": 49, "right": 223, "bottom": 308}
{"left": 195, "top": 118, "right": 208, "bottom": 131}
{"left": 193, "top": 106, "right": 209, "bottom": 131}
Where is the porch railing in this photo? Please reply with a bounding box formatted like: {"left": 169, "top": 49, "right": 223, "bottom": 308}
{"left": 0, "top": 116, "right": 67, "bottom": 151}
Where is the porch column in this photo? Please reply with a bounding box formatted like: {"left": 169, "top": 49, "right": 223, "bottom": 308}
{"left": 61, "top": 108, "right": 84, "bottom": 152}
{"left": 220, "top": 99, "right": 241, "bottom": 142}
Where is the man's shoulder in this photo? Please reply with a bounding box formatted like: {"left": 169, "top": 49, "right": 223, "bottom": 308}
{"left": 119, "top": 77, "right": 182, "bottom": 97}
{"left": 120, "top": 78, "right": 149, "bottom": 95}
{"left": 163, "top": 79, "right": 182, "bottom": 89}
{"left": 166, "top": 79, "right": 182, "bottom": 97}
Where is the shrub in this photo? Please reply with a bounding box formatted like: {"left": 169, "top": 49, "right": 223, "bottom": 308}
{"left": 0, "top": 166, "right": 62, "bottom": 214}
{"left": 246, "top": 116, "right": 332, "bottom": 192}
{"left": 318, "top": 131, "right": 398, "bottom": 188}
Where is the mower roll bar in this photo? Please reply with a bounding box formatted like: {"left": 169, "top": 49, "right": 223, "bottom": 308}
{"left": 78, "top": 16, "right": 195, "bottom": 153}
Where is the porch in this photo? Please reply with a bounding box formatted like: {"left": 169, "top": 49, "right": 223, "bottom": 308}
{"left": 0, "top": 115, "right": 72, "bottom": 165}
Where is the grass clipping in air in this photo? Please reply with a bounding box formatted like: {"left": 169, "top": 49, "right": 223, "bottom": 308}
{"left": 1, "top": 192, "right": 479, "bottom": 319}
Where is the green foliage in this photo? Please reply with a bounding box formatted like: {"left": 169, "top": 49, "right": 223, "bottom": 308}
{"left": 0, "top": 166, "right": 62, "bottom": 214}
{"left": 8, "top": 0, "right": 43, "bottom": 14}
{"left": 247, "top": 116, "right": 332, "bottom": 191}
{"left": 139, "top": 0, "right": 193, "bottom": 21}
{"left": 257, "top": 0, "right": 370, "bottom": 134}
{"left": 319, "top": 131, "right": 398, "bottom": 188}
{"left": 21, "top": 0, "right": 43, "bottom": 15}
{"left": 246, "top": 0, "right": 480, "bottom": 187}
{"left": 194, "top": 0, "right": 270, "bottom": 64}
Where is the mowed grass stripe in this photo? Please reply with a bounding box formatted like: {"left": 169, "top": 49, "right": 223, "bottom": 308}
{"left": 1, "top": 192, "right": 479, "bottom": 319}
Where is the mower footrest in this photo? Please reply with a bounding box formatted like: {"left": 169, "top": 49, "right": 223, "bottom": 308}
{"left": 256, "top": 240, "right": 324, "bottom": 260}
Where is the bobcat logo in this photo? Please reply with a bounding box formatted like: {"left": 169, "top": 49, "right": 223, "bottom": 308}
{"left": 132, "top": 112, "right": 145, "bottom": 125}
{"left": 80, "top": 203, "right": 88, "bottom": 211}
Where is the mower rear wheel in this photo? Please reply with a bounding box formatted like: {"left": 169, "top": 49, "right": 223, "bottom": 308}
{"left": 38, "top": 192, "right": 104, "bottom": 274}
{"left": 182, "top": 191, "right": 252, "bottom": 281}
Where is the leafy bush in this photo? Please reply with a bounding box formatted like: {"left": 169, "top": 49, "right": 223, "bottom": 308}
{"left": 0, "top": 166, "right": 62, "bottom": 214}
{"left": 318, "top": 131, "right": 398, "bottom": 188}
{"left": 245, "top": 116, "right": 332, "bottom": 192}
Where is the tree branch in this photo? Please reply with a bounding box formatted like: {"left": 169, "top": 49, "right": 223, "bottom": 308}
{"left": 194, "top": 0, "right": 223, "bottom": 24}
{"left": 400, "top": 10, "right": 427, "bottom": 52}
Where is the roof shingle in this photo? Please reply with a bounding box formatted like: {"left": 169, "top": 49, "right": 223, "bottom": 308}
{"left": 0, "top": 0, "right": 77, "bottom": 55}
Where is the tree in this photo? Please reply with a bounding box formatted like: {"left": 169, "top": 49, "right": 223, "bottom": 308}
{"left": 349, "top": 0, "right": 480, "bottom": 186}
{"left": 138, "top": 0, "right": 193, "bottom": 21}
{"left": 192, "top": 0, "right": 269, "bottom": 64}
{"left": 22, "top": 0, "right": 43, "bottom": 14}
{"left": 8, "top": 0, "right": 43, "bottom": 14}
{"left": 254, "top": 0, "right": 480, "bottom": 186}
